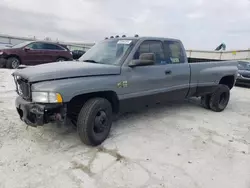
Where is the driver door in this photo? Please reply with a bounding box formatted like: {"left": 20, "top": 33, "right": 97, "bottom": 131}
{"left": 119, "top": 40, "right": 172, "bottom": 112}
{"left": 23, "top": 42, "right": 45, "bottom": 65}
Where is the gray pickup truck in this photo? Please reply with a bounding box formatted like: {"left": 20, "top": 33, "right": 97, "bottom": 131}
{"left": 13, "top": 36, "right": 238, "bottom": 146}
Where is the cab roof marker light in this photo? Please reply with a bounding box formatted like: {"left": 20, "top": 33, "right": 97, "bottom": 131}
{"left": 56, "top": 93, "right": 63, "bottom": 103}
{"left": 115, "top": 35, "right": 119, "bottom": 38}
{"left": 110, "top": 36, "right": 114, "bottom": 38}
{"left": 122, "top": 35, "right": 126, "bottom": 37}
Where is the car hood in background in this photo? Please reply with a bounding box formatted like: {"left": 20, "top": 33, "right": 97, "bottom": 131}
{"left": 13, "top": 61, "right": 121, "bottom": 82}
{"left": 238, "top": 61, "right": 250, "bottom": 71}
{"left": 238, "top": 69, "right": 250, "bottom": 77}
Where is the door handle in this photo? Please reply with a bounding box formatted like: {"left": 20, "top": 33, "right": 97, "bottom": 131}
{"left": 165, "top": 70, "right": 172, "bottom": 75}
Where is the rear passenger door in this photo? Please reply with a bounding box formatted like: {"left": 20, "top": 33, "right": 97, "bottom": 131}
{"left": 162, "top": 40, "right": 190, "bottom": 99}
{"left": 41, "top": 43, "right": 61, "bottom": 63}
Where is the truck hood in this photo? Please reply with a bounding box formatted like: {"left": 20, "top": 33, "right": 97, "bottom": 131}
{"left": 13, "top": 61, "right": 121, "bottom": 82}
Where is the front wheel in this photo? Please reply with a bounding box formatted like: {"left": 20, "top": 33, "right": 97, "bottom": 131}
{"left": 6, "top": 57, "right": 20, "bottom": 69}
{"left": 209, "top": 84, "right": 230, "bottom": 112}
{"left": 77, "top": 98, "right": 113, "bottom": 146}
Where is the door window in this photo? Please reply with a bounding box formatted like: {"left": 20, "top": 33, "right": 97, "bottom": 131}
{"left": 27, "top": 42, "right": 44, "bottom": 50}
{"left": 53, "top": 44, "right": 65, "bottom": 50}
{"left": 164, "top": 41, "right": 185, "bottom": 64}
{"left": 134, "top": 40, "right": 165, "bottom": 65}
{"left": 42, "top": 43, "right": 65, "bottom": 50}
{"left": 27, "top": 42, "right": 65, "bottom": 50}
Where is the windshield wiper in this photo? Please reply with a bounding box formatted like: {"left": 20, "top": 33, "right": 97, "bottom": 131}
{"left": 83, "top": 59, "right": 101, "bottom": 64}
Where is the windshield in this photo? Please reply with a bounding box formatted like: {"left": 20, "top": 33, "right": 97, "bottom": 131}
{"left": 79, "top": 39, "right": 134, "bottom": 65}
{"left": 12, "top": 41, "right": 32, "bottom": 48}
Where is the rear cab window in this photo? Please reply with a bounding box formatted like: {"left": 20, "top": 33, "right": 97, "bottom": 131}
{"left": 164, "top": 40, "right": 186, "bottom": 64}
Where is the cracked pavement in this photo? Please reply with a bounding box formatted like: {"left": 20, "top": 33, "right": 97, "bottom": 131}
{"left": 0, "top": 69, "right": 250, "bottom": 188}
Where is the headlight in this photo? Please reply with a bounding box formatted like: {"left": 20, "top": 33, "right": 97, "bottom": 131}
{"left": 237, "top": 73, "right": 241, "bottom": 77}
{"left": 0, "top": 52, "right": 3, "bottom": 55}
{"left": 32, "top": 92, "right": 63, "bottom": 103}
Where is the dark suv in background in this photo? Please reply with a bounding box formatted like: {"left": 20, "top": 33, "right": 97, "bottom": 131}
{"left": 236, "top": 61, "right": 250, "bottom": 86}
{"left": 72, "top": 50, "right": 86, "bottom": 60}
{"left": 0, "top": 41, "right": 73, "bottom": 69}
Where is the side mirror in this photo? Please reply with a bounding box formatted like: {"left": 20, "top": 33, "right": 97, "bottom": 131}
{"left": 24, "top": 47, "right": 31, "bottom": 51}
{"left": 128, "top": 53, "right": 155, "bottom": 67}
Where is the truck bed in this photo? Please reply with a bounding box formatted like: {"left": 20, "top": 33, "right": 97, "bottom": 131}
{"left": 188, "top": 60, "right": 238, "bottom": 96}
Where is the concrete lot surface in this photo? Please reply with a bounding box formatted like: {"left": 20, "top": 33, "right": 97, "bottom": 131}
{"left": 0, "top": 69, "right": 250, "bottom": 188}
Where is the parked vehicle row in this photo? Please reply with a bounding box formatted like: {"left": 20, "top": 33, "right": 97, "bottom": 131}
{"left": 13, "top": 36, "right": 238, "bottom": 146}
{"left": 0, "top": 41, "right": 73, "bottom": 69}
{"left": 0, "top": 40, "right": 248, "bottom": 88}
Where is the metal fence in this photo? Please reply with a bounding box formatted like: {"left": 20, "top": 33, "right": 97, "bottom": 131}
{"left": 0, "top": 34, "right": 95, "bottom": 51}
{"left": 186, "top": 49, "right": 250, "bottom": 61}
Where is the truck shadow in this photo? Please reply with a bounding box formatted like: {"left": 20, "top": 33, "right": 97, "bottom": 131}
{"left": 235, "top": 84, "right": 250, "bottom": 89}
{"left": 112, "top": 98, "right": 202, "bottom": 128}
{"left": 115, "top": 98, "right": 200, "bottom": 119}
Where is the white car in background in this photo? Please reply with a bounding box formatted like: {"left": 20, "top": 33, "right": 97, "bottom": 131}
{"left": 0, "top": 43, "right": 13, "bottom": 49}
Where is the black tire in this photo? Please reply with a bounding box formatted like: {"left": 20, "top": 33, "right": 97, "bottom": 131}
{"left": 56, "top": 57, "right": 66, "bottom": 62}
{"left": 0, "top": 63, "right": 5, "bottom": 68}
{"left": 201, "top": 95, "right": 211, "bottom": 109}
{"left": 77, "top": 98, "right": 113, "bottom": 146}
{"left": 6, "top": 57, "right": 20, "bottom": 69}
{"left": 209, "top": 84, "right": 230, "bottom": 112}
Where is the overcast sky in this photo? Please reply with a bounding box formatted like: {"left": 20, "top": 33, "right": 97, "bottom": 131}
{"left": 0, "top": 0, "right": 250, "bottom": 50}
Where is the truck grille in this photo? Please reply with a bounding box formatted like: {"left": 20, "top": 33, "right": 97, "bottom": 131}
{"left": 14, "top": 76, "right": 31, "bottom": 100}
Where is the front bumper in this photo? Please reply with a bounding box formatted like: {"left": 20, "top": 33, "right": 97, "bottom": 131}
{"left": 15, "top": 96, "right": 67, "bottom": 127}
